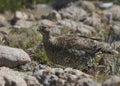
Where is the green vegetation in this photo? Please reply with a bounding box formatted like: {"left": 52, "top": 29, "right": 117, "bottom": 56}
{"left": 0, "top": 0, "right": 56, "bottom": 11}
{"left": 32, "top": 49, "right": 51, "bottom": 65}
{"left": 7, "top": 27, "right": 51, "bottom": 65}
{"left": 8, "top": 28, "right": 42, "bottom": 50}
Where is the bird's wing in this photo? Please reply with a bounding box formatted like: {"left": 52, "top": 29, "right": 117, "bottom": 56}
{"left": 51, "top": 35, "right": 99, "bottom": 53}
{"left": 50, "top": 35, "right": 118, "bottom": 55}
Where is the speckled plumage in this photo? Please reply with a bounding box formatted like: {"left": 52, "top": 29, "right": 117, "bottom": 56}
{"left": 38, "top": 26, "right": 118, "bottom": 68}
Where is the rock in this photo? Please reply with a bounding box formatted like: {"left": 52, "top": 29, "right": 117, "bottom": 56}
{"left": 13, "top": 20, "right": 35, "bottom": 29}
{"left": 4, "top": 75, "right": 27, "bottom": 86}
{"left": 106, "top": 23, "right": 120, "bottom": 44}
{"left": 0, "top": 45, "right": 31, "bottom": 68}
{"left": 58, "top": 19, "right": 77, "bottom": 29}
{"left": 81, "top": 1, "right": 96, "bottom": 13}
{"left": 101, "top": 12, "right": 112, "bottom": 25}
{"left": 60, "top": 12, "right": 72, "bottom": 19}
{"left": 0, "top": 23, "right": 5, "bottom": 27}
{"left": 102, "top": 76, "right": 120, "bottom": 86}
{"left": 34, "top": 70, "right": 56, "bottom": 85}
{"left": 104, "top": 5, "right": 120, "bottom": 20}
{"left": 34, "top": 64, "right": 51, "bottom": 71}
{"left": 15, "top": 11, "right": 28, "bottom": 20}
{"left": 64, "top": 68, "right": 90, "bottom": 77}
{"left": 19, "top": 61, "right": 38, "bottom": 71}
{"left": 0, "top": 67, "right": 42, "bottom": 86}
{"left": 97, "top": 2, "right": 113, "bottom": 9}
{"left": 59, "top": 5, "right": 87, "bottom": 21}
{"left": 33, "top": 64, "right": 52, "bottom": 76}
{"left": 83, "top": 13, "right": 101, "bottom": 27}
{"left": 43, "top": 10, "right": 61, "bottom": 21}
{"left": 0, "top": 67, "right": 27, "bottom": 86}
{"left": 53, "top": 68, "right": 64, "bottom": 75}
{"left": 33, "top": 64, "right": 91, "bottom": 86}
{"left": 58, "top": 19, "right": 95, "bottom": 36}
{"left": 24, "top": 75, "right": 41, "bottom": 86}
{"left": 56, "top": 79, "right": 66, "bottom": 86}
{"left": 0, "top": 77, "right": 5, "bottom": 86}
{"left": 34, "top": 4, "right": 53, "bottom": 20}
{"left": 0, "top": 14, "right": 7, "bottom": 23}
{"left": 39, "top": 19, "right": 56, "bottom": 27}
{"left": 0, "top": 14, "right": 8, "bottom": 28}
{"left": 75, "top": 78, "right": 100, "bottom": 86}
{"left": 43, "top": 74, "right": 59, "bottom": 86}
{"left": 53, "top": 0, "right": 77, "bottom": 10}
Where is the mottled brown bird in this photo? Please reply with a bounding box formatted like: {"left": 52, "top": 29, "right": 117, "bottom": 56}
{"left": 38, "top": 26, "right": 118, "bottom": 68}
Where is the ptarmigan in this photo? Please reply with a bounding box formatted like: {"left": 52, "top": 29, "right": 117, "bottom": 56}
{"left": 38, "top": 25, "right": 118, "bottom": 68}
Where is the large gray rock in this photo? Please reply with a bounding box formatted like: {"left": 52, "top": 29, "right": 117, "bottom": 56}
{"left": 81, "top": 1, "right": 96, "bottom": 13}
{"left": 15, "top": 11, "right": 28, "bottom": 20}
{"left": 0, "top": 45, "right": 31, "bottom": 68}
{"left": 13, "top": 19, "right": 35, "bottom": 29}
{"left": 4, "top": 75, "right": 27, "bottom": 86}
{"left": 24, "top": 75, "right": 41, "bottom": 86}
{"left": 102, "top": 76, "right": 120, "bottom": 86}
{"left": 59, "top": 5, "right": 87, "bottom": 21}
{"left": 0, "top": 67, "right": 42, "bottom": 86}
{"left": 0, "top": 77, "right": 5, "bottom": 86}
{"left": 104, "top": 5, "right": 120, "bottom": 20}
{"left": 0, "top": 67, "right": 27, "bottom": 86}
{"left": 58, "top": 19, "right": 96, "bottom": 36}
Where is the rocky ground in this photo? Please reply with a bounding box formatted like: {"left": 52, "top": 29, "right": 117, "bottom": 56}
{"left": 0, "top": 0, "right": 120, "bottom": 86}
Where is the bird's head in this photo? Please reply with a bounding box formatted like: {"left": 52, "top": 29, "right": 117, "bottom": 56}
{"left": 37, "top": 25, "right": 50, "bottom": 35}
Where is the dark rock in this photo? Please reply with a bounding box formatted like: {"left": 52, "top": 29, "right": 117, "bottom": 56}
{"left": 52, "top": 0, "right": 78, "bottom": 10}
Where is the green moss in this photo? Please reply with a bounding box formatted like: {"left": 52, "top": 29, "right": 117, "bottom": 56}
{"left": 33, "top": 49, "right": 52, "bottom": 65}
